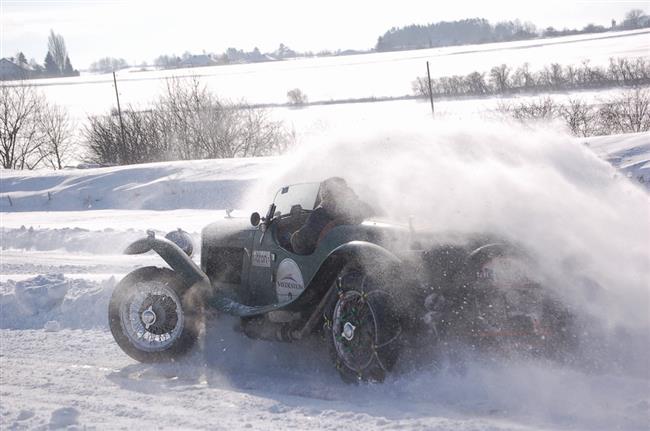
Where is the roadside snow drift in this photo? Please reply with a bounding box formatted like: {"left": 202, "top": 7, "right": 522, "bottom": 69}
{"left": 0, "top": 274, "right": 115, "bottom": 330}
{"left": 0, "top": 157, "right": 278, "bottom": 212}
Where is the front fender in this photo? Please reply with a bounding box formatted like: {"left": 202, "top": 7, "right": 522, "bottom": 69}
{"left": 124, "top": 236, "right": 209, "bottom": 288}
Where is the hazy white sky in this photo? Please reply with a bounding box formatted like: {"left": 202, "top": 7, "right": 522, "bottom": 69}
{"left": 1, "top": 0, "right": 646, "bottom": 68}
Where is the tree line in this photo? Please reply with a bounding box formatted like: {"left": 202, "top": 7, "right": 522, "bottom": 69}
{"left": 5, "top": 30, "right": 79, "bottom": 80}
{"left": 151, "top": 43, "right": 349, "bottom": 70}
{"left": 413, "top": 57, "right": 650, "bottom": 98}
{"left": 84, "top": 77, "right": 293, "bottom": 165}
{"left": 0, "top": 77, "right": 293, "bottom": 169}
{"left": 376, "top": 9, "right": 649, "bottom": 52}
{"left": 377, "top": 18, "right": 538, "bottom": 52}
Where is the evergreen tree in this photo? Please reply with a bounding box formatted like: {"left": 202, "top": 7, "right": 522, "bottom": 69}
{"left": 16, "top": 52, "right": 27, "bottom": 65}
{"left": 44, "top": 52, "right": 59, "bottom": 75}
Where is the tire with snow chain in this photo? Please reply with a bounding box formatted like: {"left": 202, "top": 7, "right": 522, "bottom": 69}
{"left": 323, "top": 263, "right": 402, "bottom": 383}
{"left": 109, "top": 267, "right": 201, "bottom": 362}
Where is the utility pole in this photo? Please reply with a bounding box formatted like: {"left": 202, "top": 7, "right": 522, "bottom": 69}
{"left": 113, "top": 70, "right": 126, "bottom": 147}
{"left": 426, "top": 61, "right": 434, "bottom": 117}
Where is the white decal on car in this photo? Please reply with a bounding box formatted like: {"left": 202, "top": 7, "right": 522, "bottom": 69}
{"left": 276, "top": 258, "right": 305, "bottom": 302}
{"left": 252, "top": 250, "right": 271, "bottom": 267}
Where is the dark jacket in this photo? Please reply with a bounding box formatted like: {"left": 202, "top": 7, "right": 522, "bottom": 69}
{"left": 290, "top": 199, "right": 374, "bottom": 255}
{"left": 290, "top": 207, "right": 333, "bottom": 255}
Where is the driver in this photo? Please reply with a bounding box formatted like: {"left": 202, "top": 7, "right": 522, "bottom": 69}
{"left": 290, "top": 177, "right": 373, "bottom": 255}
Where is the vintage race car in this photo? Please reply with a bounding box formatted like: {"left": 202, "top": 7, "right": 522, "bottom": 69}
{"left": 109, "top": 181, "right": 574, "bottom": 382}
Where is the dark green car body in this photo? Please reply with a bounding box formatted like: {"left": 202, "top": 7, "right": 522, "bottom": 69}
{"left": 127, "top": 182, "right": 486, "bottom": 322}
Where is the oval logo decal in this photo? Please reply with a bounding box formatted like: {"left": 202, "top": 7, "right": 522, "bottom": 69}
{"left": 276, "top": 258, "right": 304, "bottom": 303}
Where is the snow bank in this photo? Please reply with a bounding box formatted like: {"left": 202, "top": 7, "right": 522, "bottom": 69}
{"left": 0, "top": 157, "right": 278, "bottom": 212}
{"left": 1, "top": 134, "right": 646, "bottom": 217}
{"left": 1, "top": 226, "right": 146, "bottom": 253}
{"left": 583, "top": 132, "right": 650, "bottom": 190}
{"left": 0, "top": 274, "right": 115, "bottom": 330}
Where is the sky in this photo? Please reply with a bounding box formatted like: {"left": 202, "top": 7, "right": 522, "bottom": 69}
{"left": 1, "top": 0, "right": 647, "bottom": 68}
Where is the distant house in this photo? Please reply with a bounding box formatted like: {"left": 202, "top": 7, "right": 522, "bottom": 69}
{"left": 0, "top": 58, "right": 30, "bottom": 80}
{"left": 180, "top": 55, "right": 216, "bottom": 68}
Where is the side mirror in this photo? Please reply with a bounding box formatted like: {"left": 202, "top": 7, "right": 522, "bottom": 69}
{"left": 250, "top": 212, "right": 261, "bottom": 227}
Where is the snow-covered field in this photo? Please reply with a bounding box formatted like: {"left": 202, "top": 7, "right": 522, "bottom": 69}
{"left": 1, "top": 122, "right": 649, "bottom": 429}
{"left": 10, "top": 29, "right": 650, "bottom": 121}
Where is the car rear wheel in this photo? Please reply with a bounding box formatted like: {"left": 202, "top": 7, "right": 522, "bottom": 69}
{"left": 109, "top": 267, "right": 201, "bottom": 362}
{"left": 324, "top": 263, "right": 401, "bottom": 383}
{"left": 452, "top": 245, "right": 576, "bottom": 358}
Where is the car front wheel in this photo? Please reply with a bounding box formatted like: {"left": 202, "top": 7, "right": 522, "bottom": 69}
{"left": 109, "top": 267, "right": 201, "bottom": 362}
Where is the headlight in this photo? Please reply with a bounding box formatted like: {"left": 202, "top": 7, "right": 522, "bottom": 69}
{"left": 165, "top": 228, "right": 194, "bottom": 257}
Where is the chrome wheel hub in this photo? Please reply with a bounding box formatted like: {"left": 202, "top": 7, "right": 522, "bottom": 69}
{"left": 332, "top": 288, "right": 378, "bottom": 372}
{"left": 342, "top": 322, "right": 356, "bottom": 341}
{"left": 141, "top": 306, "right": 157, "bottom": 329}
{"left": 119, "top": 281, "right": 184, "bottom": 352}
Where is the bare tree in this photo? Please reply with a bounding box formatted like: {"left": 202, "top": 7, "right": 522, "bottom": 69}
{"left": 286, "top": 88, "right": 308, "bottom": 106}
{"left": 85, "top": 107, "right": 169, "bottom": 165}
{"left": 38, "top": 102, "right": 74, "bottom": 169}
{"left": 511, "top": 63, "right": 535, "bottom": 90}
{"left": 489, "top": 64, "right": 511, "bottom": 93}
{"left": 497, "top": 96, "right": 558, "bottom": 122}
{"left": 47, "top": 30, "right": 67, "bottom": 74}
{"left": 464, "top": 72, "right": 488, "bottom": 94}
{"left": 559, "top": 99, "right": 597, "bottom": 137}
{"left": 85, "top": 76, "right": 292, "bottom": 164}
{"left": 623, "top": 9, "right": 647, "bottom": 29}
{"left": 599, "top": 88, "right": 650, "bottom": 133}
{"left": 411, "top": 77, "right": 431, "bottom": 98}
{"left": 234, "top": 105, "right": 291, "bottom": 156}
{"left": 0, "top": 84, "right": 46, "bottom": 169}
{"left": 155, "top": 76, "right": 218, "bottom": 160}
{"left": 89, "top": 57, "right": 128, "bottom": 73}
{"left": 548, "top": 63, "right": 565, "bottom": 87}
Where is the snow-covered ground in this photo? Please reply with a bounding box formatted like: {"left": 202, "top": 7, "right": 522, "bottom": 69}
{"left": 1, "top": 122, "right": 649, "bottom": 429}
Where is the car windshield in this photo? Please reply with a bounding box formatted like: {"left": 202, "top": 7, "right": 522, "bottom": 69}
{"left": 273, "top": 182, "right": 320, "bottom": 217}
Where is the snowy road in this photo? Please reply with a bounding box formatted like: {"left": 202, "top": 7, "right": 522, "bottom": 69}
{"left": 1, "top": 237, "right": 648, "bottom": 430}
{"left": 3, "top": 328, "right": 522, "bottom": 431}
{"left": 2, "top": 325, "right": 649, "bottom": 430}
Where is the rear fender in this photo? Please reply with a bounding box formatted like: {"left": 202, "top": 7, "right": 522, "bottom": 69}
{"left": 464, "top": 243, "right": 509, "bottom": 268}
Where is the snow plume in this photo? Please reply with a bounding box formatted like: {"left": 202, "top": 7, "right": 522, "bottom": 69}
{"left": 247, "top": 119, "right": 650, "bottom": 361}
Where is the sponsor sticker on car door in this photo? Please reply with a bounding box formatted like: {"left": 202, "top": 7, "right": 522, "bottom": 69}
{"left": 252, "top": 250, "right": 271, "bottom": 267}
{"left": 276, "top": 258, "right": 304, "bottom": 302}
